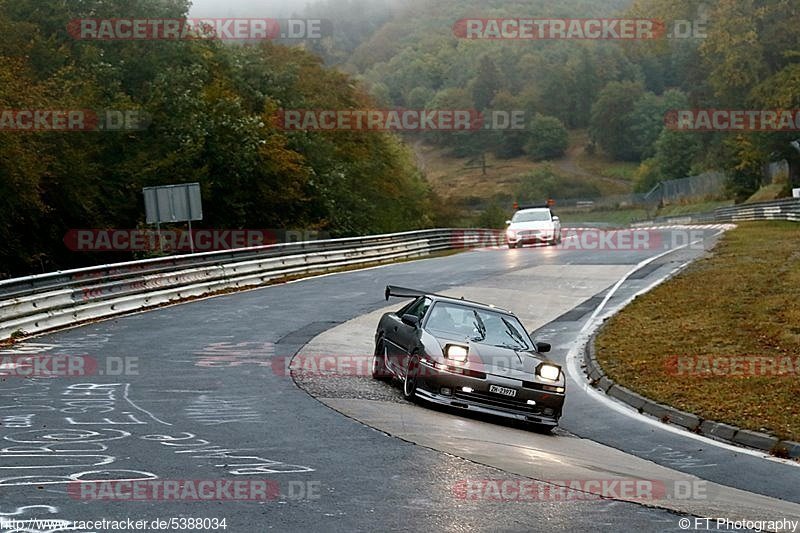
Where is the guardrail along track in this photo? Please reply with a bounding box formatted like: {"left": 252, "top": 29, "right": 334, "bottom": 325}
{"left": 0, "top": 229, "right": 501, "bottom": 341}
{"left": 633, "top": 198, "right": 800, "bottom": 227}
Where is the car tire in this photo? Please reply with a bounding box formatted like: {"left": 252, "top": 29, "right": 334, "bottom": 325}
{"left": 372, "top": 340, "right": 389, "bottom": 380}
{"left": 402, "top": 353, "right": 421, "bottom": 402}
{"left": 508, "top": 242, "right": 517, "bottom": 249}
{"left": 555, "top": 233, "right": 562, "bottom": 245}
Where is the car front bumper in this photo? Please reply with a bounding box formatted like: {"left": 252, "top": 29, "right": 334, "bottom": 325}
{"left": 415, "top": 362, "right": 564, "bottom": 426}
{"left": 507, "top": 232, "right": 557, "bottom": 245}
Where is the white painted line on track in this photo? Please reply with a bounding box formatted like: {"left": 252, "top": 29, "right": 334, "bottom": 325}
{"left": 565, "top": 229, "right": 800, "bottom": 467}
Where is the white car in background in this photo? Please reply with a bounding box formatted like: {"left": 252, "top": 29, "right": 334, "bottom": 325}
{"left": 505, "top": 207, "right": 562, "bottom": 248}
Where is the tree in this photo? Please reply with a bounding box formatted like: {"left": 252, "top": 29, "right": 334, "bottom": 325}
{"left": 525, "top": 115, "right": 569, "bottom": 161}
{"left": 747, "top": 64, "right": 800, "bottom": 188}
{"left": 537, "top": 65, "right": 576, "bottom": 127}
{"left": 635, "top": 130, "right": 703, "bottom": 192}
{"left": 590, "top": 81, "right": 645, "bottom": 161}
{"left": 407, "top": 86, "right": 435, "bottom": 109}
{"left": 425, "top": 87, "right": 486, "bottom": 157}
{"left": 629, "top": 89, "right": 691, "bottom": 160}
{"left": 476, "top": 202, "right": 510, "bottom": 229}
{"left": 0, "top": 0, "right": 438, "bottom": 276}
{"left": 488, "top": 90, "right": 527, "bottom": 159}
{"left": 630, "top": 0, "right": 800, "bottom": 192}
{"left": 699, "top": 0, "right": 768, "bottom": 106}
{"left": 570, "top": 46, "right": 602, "bottom": 127}
{"left": 471, "top": 55, "right": 501, "bottom": 111}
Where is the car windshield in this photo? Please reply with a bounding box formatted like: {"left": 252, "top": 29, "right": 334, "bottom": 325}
{"left": 512, "top": 210, "right": 551, "bottom": 223}
{"left": 426, "top": 302, "right": 532, "bottom": 350}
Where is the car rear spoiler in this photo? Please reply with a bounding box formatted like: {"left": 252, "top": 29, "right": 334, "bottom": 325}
{"left": 384, "top": 285, "right": 436, "bottom": 301}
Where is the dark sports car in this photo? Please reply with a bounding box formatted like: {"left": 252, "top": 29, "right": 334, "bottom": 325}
{"left": 372, "top": 285, "right": 565, "bottom": 430}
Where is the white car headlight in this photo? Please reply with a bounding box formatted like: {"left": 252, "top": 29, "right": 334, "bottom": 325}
{"left": 445, "top": 344, "right": 468, "bottom": 362}
{"left": 506, "top": 229, "right": 516, "bottom": 238}
{"left": 538, "top": 363, "right": 560, "bottom": 381}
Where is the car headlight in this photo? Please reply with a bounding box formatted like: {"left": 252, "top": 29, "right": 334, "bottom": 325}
{"left": 506, "top": 229, "right": 516, "bottom": 238}
{"left": 445, "top": 344, "right": 468, "bottom": 362}
{"left": 538, "top": 363, "right": 560, "bottom": 381}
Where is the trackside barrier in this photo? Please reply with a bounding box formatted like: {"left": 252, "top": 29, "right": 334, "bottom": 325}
{"left": 632, "top": 198, "right": 800, "bottom": 227}
{"left": 0, "top": 229, "right": 498, "bottom": 341}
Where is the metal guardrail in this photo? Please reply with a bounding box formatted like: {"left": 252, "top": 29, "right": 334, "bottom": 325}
{"left": 632, "top": 198, "right": 800, "bottom": 227}
{"left": 0, "top": 229, "right": 446, "bottom": 299}
{"left": 0, "top": 228, "right": 500, "bottom": 341}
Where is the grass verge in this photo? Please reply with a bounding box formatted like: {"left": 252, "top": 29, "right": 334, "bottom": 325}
{"left": 558, "top": 199, "right": 734, "bottom": 226}
{"left": 595, "top": 222, "right": 800, "bottom": 442}
{"left": 558, "top": 209, "right": 648, "bottom": 226}
{"left": 657, "top": 200, "right": 734, "bottom": 216}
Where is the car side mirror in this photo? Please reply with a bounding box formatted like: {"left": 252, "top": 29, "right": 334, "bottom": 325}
{"left": 552, "top": 216, "right": 559, "bottom": 222}
{"left": 505, "top": 220, "right": 512, "bottom": 225}
{"left": 401, "top": 314, "right": 421, "bottom": 328}
{"left": 535, "top": 342, "right": 551, "bottom": 353}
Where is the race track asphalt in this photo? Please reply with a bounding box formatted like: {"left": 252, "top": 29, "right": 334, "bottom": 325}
{"left": 1, "top": 226, "right": 789, "bottom": 532}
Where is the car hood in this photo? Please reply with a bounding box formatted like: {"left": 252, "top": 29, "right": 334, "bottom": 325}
{"left": 508, "top": 221, "right": 555, "bottom": 231}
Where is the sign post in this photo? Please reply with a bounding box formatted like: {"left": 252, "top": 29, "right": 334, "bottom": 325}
{"left": 143, "top": 183, "right": 203, "bottom": 254}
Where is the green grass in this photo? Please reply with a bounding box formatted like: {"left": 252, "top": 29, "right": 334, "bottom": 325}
{"left": 569, "top": 129, "right": 638, "bottom": 182}
{"left": 417, "top": 130, "right": 738, "bottom": 227}
{"left": 415, "top": 132, "right": 637, "bottom": 209}
{"left": 576, "top": 156, "right": 639, "bottom": 182}
{"left": 557, "top": 199, "right": 734, "bottom": 226}
{"left": 595, "top": 222, "right": 800, "bottom": 443}
{"left": 746, "top": 183, "right": 791, "bottom": 203}
{"left": 656, "top": 200, "right": 734, "bottom": 217}
{"left": 557, "top": 209, "right": 647, "bottom": 226}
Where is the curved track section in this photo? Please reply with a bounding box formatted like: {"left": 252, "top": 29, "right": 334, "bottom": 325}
{"left": 2, "top": 226, "right": 797, "bottom": 532}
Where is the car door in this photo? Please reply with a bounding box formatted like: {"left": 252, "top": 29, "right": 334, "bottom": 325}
{"left": 385, "top": 297, "right": 431, "bottom": 375}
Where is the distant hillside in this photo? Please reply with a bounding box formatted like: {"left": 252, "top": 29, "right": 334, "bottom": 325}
{"left": 414, "top": 130, "right": 637, "bottom": 213}
{"left": 306, "top": 0, "right": 800, "bottom": 204}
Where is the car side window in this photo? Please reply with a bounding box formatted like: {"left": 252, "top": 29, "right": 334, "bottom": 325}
{"left": 396, "top": 298, "right": 418, "bottom": 316}
{"left": 404, "top": 297, "right": 431, "bottom": 320}
{"left": 397, "top": 302, "right": 411, "bottom": 315}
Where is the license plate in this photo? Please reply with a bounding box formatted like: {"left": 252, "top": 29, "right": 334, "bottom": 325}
{"left": 489, "top": 385, "right": 517, "bottom": 397}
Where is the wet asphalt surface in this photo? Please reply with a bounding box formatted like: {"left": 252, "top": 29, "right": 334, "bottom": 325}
{"left": 0, "top": 227, "right": 774, "bottom": 532}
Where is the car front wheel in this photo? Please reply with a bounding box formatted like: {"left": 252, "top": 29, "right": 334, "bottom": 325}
{"left": 402, "top": 353, "right": 420, "bottom": 402}
{"left": 372, "top": 339, "right": 389, "bottom": 380}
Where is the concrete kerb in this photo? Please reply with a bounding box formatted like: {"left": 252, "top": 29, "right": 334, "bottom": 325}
{"left": 583, "top": 329, "right": 800, "bottom": 459}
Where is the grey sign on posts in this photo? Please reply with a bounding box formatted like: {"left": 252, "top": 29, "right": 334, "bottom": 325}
{"left": 143, "top": 183, "right": 203, "bottom": 224}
